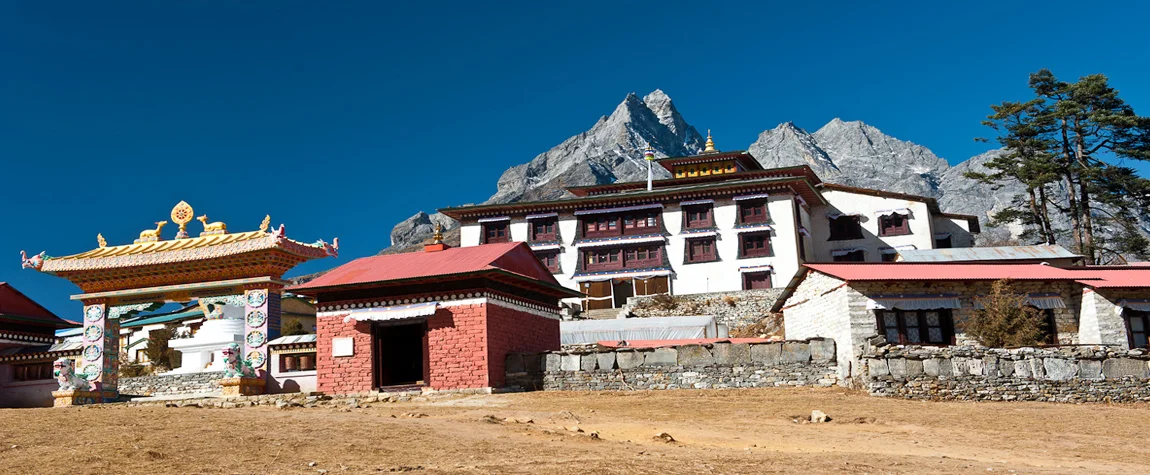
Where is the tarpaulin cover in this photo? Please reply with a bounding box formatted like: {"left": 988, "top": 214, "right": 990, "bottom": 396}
{"left": 561, "top": 315, "right": 725, "bottom": 345}
{"left": 868, "top": 295, "right": 962, "bottom": 310}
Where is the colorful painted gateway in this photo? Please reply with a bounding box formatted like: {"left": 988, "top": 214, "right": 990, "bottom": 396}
{"left": 21, "top": 201, "right": 337, "bottom": 403}
{"left": 288, "top": 237, "right": 579, "bottom": 393}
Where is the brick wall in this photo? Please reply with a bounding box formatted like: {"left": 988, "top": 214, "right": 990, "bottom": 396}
{"left": 315, "top": 316, "right": 373, "bottom": 394}
{"left": 427, "top": 305, "right": 489, "bottom": 390}
{"left": 485, "top": 304, "right": 560, "bottom": 388}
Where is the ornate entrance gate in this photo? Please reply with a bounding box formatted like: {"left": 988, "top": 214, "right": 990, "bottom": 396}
{"left": 22, "top": 201, "right": 336, "bottom": 402}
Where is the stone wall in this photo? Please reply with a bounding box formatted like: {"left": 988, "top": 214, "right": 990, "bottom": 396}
{"left": 120, "top": 371, "right": 226, "bottom": 397}
{"left": 862, "top": 342, "right": 1150, "bottom": 403}
{"left": 506, "top": 338, "right": 837, "bottom": 391}
{"left": 625, "top": 288, "right": 785, "bottom": 330}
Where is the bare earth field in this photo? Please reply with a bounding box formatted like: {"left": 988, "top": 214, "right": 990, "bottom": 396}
{"left": 2, "top": 387, "right": 1147, "bottom": 474}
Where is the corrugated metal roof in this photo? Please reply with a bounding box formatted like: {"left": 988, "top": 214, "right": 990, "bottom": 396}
{"left": 289, "top": 242, "right": 568, "bottom": 294}
{"left": 897, "top": 245, "right": 1080, "bottom": 263}
{"left": 805, "top": 263, "right": 1150, "bottom": 288}
{"left": 267, "top": 334, "right": 317, "bottom": 346}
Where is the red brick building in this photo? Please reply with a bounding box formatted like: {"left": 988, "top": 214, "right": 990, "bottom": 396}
{"left": 289, "top": 241, "right": 578, "bottom": 393}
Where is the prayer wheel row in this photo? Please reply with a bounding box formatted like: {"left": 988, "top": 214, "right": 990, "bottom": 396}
{"left": 282, "top": 354, "right": 316, "bottom": 371}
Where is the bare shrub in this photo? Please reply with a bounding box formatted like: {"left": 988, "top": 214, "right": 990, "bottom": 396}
{"left": 722, "top": 295, "right": 738, "bottom": 307}
{"left": 731, "top": 313, "right": 784, "bottom": 338}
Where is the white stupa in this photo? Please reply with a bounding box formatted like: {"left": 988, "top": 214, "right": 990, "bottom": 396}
{"left": 164, "top": 303, "right": 245, "bottom": 374}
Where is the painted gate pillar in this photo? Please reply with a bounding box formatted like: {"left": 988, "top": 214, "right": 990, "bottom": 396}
{"left": 80, "top": 301, "right": 120, "bottom": 402}
{"left": 243, "top": 285, "right": 282, "bottom": 377}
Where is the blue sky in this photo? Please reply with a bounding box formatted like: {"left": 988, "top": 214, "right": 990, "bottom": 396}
{"left": 2, "top": 1, "right": 1148, "bottom": 319}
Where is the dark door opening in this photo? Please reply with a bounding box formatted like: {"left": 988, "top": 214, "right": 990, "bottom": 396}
{"left": 612, "top": 278, "right": 634, "bottom": 308}
{"left": 373, "top": 321, "right": 426, "bottom": 388}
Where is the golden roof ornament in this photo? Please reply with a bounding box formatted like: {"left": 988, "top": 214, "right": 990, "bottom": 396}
{"left": 259, "top": 215, "right": 271, "bottom": 232}
{"left": 134, "top": 221, "right": 167, "bottom": 243}
{"left": 196, "top": 215, "right": 228, "bottom": 236}
{"left": 704, "top": 129, "right": 717, "bottom": 153}
{"left": 432, "top": 223, "right": 444, "bottom": 244}
{"left": 171, "top": 201, "right": 194, "bottom": 239}
{"left": 97, "top": 234, "right": 107, "bottom": 248}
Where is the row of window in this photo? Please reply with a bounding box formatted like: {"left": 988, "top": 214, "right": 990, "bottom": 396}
{"left": 828, "top": 213, "right": 911, "bottom": 241}
{"left": 531, "top": 233, "right": 774, "bottom": 274}
{"left": 877, "top": 307, "right": 1064, "bottom": 347}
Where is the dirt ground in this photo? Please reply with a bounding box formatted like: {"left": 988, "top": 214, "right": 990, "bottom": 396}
{"left": 2, "top": 387, "right": 1147, "bottom": 474}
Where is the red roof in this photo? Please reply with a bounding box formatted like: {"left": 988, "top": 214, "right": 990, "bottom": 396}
{"left": 805, "top": 263, "right": 1150, "bottom": 288}
{"left": 288, "top": 242, "right": 575, "bottom": 296}
{"left": 0, "top": 282, "right": 76, "bottom": 328}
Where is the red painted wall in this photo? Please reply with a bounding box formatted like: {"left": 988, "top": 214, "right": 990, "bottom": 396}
{"left": 316, "top": 301, "right": 560, "bottom": 394}
{"left": 484, "top": 304, "right": 560, "bottom": 388}
{"left": 315, "top": 316, "right": 373, "bottom": 394}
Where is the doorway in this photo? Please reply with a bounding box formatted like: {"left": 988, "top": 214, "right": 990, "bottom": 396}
{"left": 373, "top": 321, "right": 426, "bottom": 388}
{"left": 612, "top": 278, "right": 634, "bottom": 308}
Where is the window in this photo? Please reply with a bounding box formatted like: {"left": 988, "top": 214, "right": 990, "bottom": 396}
{"left": 13, "top": 361, "right": 54, "bottom": 381}
{"left": 531, "top": 218, "right": 557, "bottom": 241}
{"left": 584, "top": 216, "right": 619, "bottom": 237}
{"left": 623, "top": 245, "right": 661, "bottom": 266}
{"left": 739, "top": 232, "right": 771, "bottom": 258}
{"left": 136, "top": 349, "right": 150, "bottom": 363}
{"left": 743, "top": 272, "right": 772, "bottom": 290}
{"left": 828, "top": 215, "right": 863, "bottom": 240}
{"left": 483, "top": 222, "right": 509, "bottom": 244}
{"left": 586, "top": 249, "right": 621, "bottom": 268}
{"left": 738, "top": 199, "right": 768, "bottom": 224}
{"left": 1125, "top": 311, "right": 1149, "bottom": 349}
{"left": 879, "top": 213, "right": 911, "bottom": 237}
{"left": 685, "top": 237, "right": 718, "bottom": 263}
{"left": 535, "top": 250, "right": 560, "bottom": 273}
{"left": 936, "top": 235, "right": 953, "bottom": 248}
{"left": 833, "top": 250, "right": 866, "bottom": 262}
{"left": 623, "top": 212, "right": 659, "bottom": 231}
{"left": 683, "top": 204, "right": 713, "bottom": 229}
{"left": 877, "top": 309, "right": 954, "bottom": 345}
{"left": 881, "top": 251, "right": 898, "bottom": 262}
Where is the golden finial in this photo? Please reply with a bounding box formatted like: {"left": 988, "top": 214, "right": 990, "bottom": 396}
{"left": 432, "top": 223, "right": 444, "bottom": 244}
{"left": 704, "top": 129, "right": 717, "bottom": 153}
{"left": 259, "top": 215, "right": 271, "bottom": 232}
{"left": 97, "top": 234, "right": 107, "bottom": 248}
{"left": 171, "top": 201, "right": 194, "bottom": 239}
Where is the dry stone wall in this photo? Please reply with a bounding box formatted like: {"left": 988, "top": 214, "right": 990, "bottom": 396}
{"left": 506, "top": 338, "right": 837, "bottom": 391}
{"left": 625, "top": 288, "right": 784, "bottom": 330}
{"left": 863, "top": 342, "right": 1150, "bottom": 403}
{"left": 120, "top": 371, "right": 226, "bottom": 397}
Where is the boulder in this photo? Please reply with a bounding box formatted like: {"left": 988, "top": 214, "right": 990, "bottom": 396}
{"left": 645, "top": 348, "right": 677, "bottom": 366}
{"left": 616, "top": 351, "right": 645, "bottom": 369}
{"left": 887, "top": 358, "right": 907, "bottom": 379}
{"left": 560, "top": 354, "right": 581, "bottom": 372}
{"left": 781, "top": 342, "right": 811, "bottom": 363}
{"left": 580, "top": 354, "right": 598, "bottom": 371}
{"left": 677, "top": 345, "right": 714, "bottom": 366}
{"left": 1102, "top": 358, "right": 1149, "bottom": 378}
{"left": 1043, "top": 358, "right": 1077, "bottom": 381}
{"left": 809, "top": 338, "right": 836, "bottom": 363}
{"left": 595, "top": 352, "right": 616, "bottom": 371}
{"left": 712, "top": 343, "right": 752, "bottom": 365}
{"left": 750, "top": 343, "right": 782, "bottom": 365}
{"left": 542, "top": 353, "right": 562, "bottom": 372}
{"left": 904, "top": 359, "right": 924, "bottom": 378}
{"left": 1078, "top": 360, "right": 1103, "bottom": 380}
{"left": 868, "top": 358, "right": 890, "bottom": 377}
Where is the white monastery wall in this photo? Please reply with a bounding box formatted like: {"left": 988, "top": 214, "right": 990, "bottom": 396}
{"left": 813, "top": 190, "right": 937, "bottom": 262}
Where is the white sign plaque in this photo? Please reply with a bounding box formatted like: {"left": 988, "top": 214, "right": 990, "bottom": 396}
{"left": 331, "top": 337, "right": 354, "bottom": 357}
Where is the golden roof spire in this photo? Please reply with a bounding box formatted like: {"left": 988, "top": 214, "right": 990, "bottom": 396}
{"left": 432, "top": 223, "right": 444, "bottom": 244}
{"left": 704, "top": 129, "right": 717, "bottom": 153}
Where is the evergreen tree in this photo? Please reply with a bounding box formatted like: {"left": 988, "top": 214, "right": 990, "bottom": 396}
{"left": 979, "top": 70, "right": 1150, "bottom": 263}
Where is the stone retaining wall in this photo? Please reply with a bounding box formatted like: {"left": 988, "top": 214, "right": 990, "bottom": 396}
{"left": 625, "top": 288, "right": 784, "bottom": 330}
{"left": 862, "top": 343, "right": 1150, "bottom": 403}
{"left": 506, "top": 338, "right": 837, "bottom": 391}
{"left": 120, "top": 371, "right": 226, "bottom": 397}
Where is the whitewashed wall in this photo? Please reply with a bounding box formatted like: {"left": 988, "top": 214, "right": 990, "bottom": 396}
{"left": 813, "top": 190, "right": 938, "bottom": 262}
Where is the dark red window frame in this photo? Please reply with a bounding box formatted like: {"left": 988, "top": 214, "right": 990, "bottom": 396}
{"left": 683, "top": 204, "right": 714, "bottom": 229}
{"left": 685, "top": 237, "right": 718, "bottom": 263}
{"left": 739, "top": 232, "right": 771, "bottom": 258}
{"left": 583, "top": 212, "right": 660, "bottom": 238}
{"left": 534, "top": 250, "right": 560, "bottom": 273}
{"left": 742, "top": 272, "right": 772, "bottom": 290}
{"left": 583, "top": 245, "right": 662, "bottom": 271}
{"left": 483, "top": 221, "right": 509, "bottom": 244}
{"left": 878, "top": 213, "right": 911, "bottom": 237}
{"left": 828, "top": 216, "right": 864, "bottom": 241}
{"left": 876, "top": 309, "right": 955, "bottom": 346}
{"left": 531, "top": 218, "right": 558, "bottom": 242}
{"left": 738, "top": 199, "right": 768, "bottom": 224}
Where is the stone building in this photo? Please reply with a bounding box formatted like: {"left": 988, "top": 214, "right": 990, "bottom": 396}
{"left": 774, "top": 263, "right": 1150, "bottom": 379}
{"left": 288, "top": 240, "right": 578, "bottom": 393}
{"left": 439, "top": 136, "right": 980, "bottom": 311}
